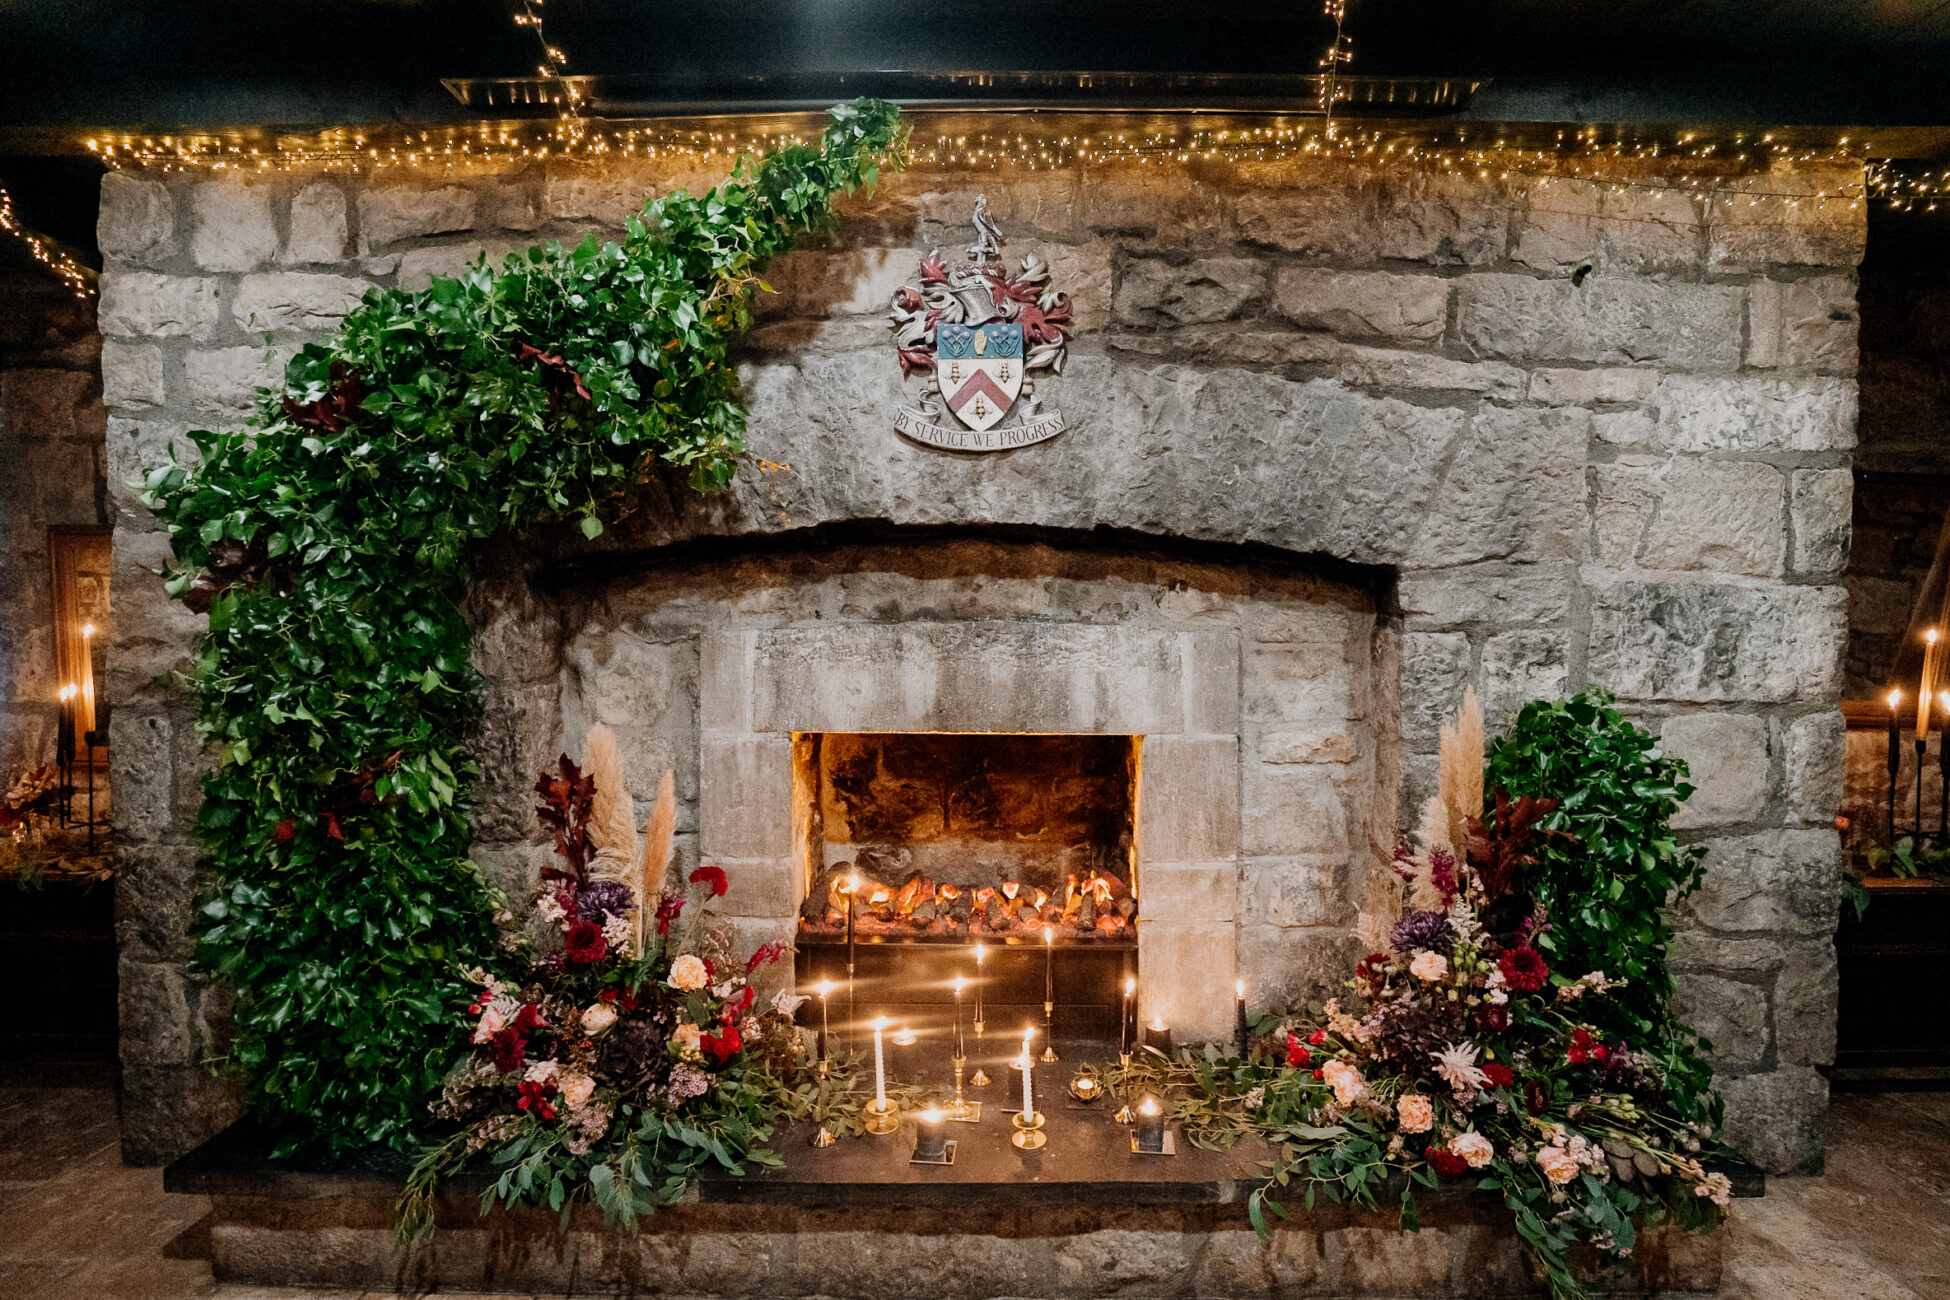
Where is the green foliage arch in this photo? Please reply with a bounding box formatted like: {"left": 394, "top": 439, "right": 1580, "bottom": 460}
{"left": 141, "top": 100, "right": 906, "bottom": 1154}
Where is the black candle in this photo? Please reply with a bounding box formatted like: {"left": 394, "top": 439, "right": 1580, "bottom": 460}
{"left": 816, "top": 982, "right": 830, "bottom": 1064}
{"left": 913, "top": 1108, "right": 947, "bottom": 1161}
{"left": 1135, "top": 1095, "right": 1165, "bottom": 1153}
{"left": 1119, "top": 976, "right": 1134, "bottom": 1057}
{"left": 1888, "top": 689, "right": 1903, "bottom": 839}
{"left": 1142, "top": 1019, "right": 1172, "bottom": 1056}
{"left": 1234, "top": 979, "right": 1250, "bottom": 1057}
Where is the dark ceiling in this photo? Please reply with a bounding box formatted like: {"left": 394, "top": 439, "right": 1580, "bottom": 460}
{"left": 0, "top": 0, "right": 1946, "bottom": 136}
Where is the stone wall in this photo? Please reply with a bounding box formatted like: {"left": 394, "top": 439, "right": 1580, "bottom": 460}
{"left": 0, "top": 269, "right": 106, "bottom": 779}
{"left": 96, "top": 147, "right": 1863, "bottom": 1169}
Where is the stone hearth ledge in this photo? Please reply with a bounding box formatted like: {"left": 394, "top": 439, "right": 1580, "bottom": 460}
{"left": 166, "top": 1115, "right": 1728, "bottom": 1297}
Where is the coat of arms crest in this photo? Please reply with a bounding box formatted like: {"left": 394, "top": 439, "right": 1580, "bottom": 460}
{"left": 887, "top": 197, "right": 1074, "bottom": 451}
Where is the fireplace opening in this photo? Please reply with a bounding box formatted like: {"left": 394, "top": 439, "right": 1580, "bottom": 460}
{"left": 794, "top": 732, "right": 1140, "bottom": 945}
{"left": 792, "top": 732, "right": 1140, "bottom": 1045}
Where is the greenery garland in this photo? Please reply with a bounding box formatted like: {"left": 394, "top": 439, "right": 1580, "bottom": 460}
{"left": 140, "top": 99, "right": 907, "bottom": 1155}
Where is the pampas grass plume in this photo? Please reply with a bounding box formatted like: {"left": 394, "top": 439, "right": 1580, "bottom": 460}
{"left": 583, "top": 724, "right": 638, "bottom": 882}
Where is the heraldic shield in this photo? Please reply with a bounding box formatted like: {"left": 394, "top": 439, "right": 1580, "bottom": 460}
{"left": 936, "top": 321, "right": 1024, "bottom": 433}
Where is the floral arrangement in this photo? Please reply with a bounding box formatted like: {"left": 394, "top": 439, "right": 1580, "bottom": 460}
{"left": 1122, "top": 691, "right": 1729, "bottom": 1300}
{"left": 400, "top": 730, "right": 843, "bottom": 1237}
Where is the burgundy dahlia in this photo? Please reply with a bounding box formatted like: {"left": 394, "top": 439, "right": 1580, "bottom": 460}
{"left": 564, "top": 919, "right": 608, "bottom": 966}
{"left": 1390, "top": 909, "right": 1453, "bottom": 955}
{"left": 1499, "top": 946, "right": 1549, "bottom": 993}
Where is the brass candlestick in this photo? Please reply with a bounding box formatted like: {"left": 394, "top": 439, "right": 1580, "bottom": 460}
{"left": 1040, "top": 1001, "right": 1059, "bottom": 1062}
{"left": 1010, "top": 1108, "right": 1047, "bottom": 1151}
{"left": 969, "top": 1019, "right": 991, "bottom": 1087}
{"left": 810, "top": 1123, "right": 838, "bottom": 1147}
{"left": 947, "top": 1055, "right": 982, "bottom": 1122}
{"left": 862, "top": 1097, "right": 900, "bottom": 1135}
{"left": 1112, "top": 1051, "right": 1137, "bottom": 1124}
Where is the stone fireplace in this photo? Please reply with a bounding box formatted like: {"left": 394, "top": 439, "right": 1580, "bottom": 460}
{"left": 101, "top": 140, "right": 1860, "bottom": 1173}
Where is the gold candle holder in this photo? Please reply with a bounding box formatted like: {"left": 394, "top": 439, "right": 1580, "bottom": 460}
{"left": 1010, "top": 1108, "right": 1047, "bottom": 1150}
{"left": 969, "top": 1019, "right": 991, "bottom": 1087}
{"left": 1112, "top": 1051, "right": 1137, "bottom": 1124}
{"left": 946, "top": 1055, "right": 982, "bottom": 1123}
{"left": 862, "top": 1097, "right": 900, "bottom": 1135}
{"left": 809, "top": 1123, "right": 838, "bottom": 1147}
{"left": 1040, "top": 1001, "right": 1059, "bottom": 1062}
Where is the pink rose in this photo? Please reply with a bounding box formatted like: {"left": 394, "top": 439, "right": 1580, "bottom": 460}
{"left": 559, "top": 1071, "right": 595, "bottom": 1108}
{"left": 1536, "top": 1145, "right": 1579, "bottom": 1185}
{"left": 1410, "top": 950, "right": 1449, "bottom": 982}
{"left": 472, "top": 1004, "right": 506, "bottom": 1043}
{"left": 1321, "top": 1058, "right": 1365, "bottom": 1106}
{"left": 669, "top": 954, "right": 709, "bottom": 992}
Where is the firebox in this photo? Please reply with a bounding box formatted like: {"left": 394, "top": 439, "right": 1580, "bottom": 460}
{"left": 793, "top": 732, "right": 1140, "bottom": 1042}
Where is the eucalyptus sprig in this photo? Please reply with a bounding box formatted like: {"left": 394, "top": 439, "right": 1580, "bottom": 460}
{"left": 141, "top": 99, "right": 906, "bottom": 1155}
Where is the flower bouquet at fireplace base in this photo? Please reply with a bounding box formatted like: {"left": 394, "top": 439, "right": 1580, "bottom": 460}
{"left": 400, "top": 737, "right": 815, "bottom": 1239}
{"left": 1125, "top": 693, "right": 1730, "bottom": 1300}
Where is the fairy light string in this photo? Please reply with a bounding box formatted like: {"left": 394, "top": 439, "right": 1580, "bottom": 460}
{"left": 0, "top": 183, "right": 95, "bottom": 299}
{"left": 81, "top": 119, "right": 1946, "bottom": 208}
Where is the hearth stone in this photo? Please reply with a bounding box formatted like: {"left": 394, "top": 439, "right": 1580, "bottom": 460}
{"left": 167, "top": 1122, "right": 1723, "bottom": 1297}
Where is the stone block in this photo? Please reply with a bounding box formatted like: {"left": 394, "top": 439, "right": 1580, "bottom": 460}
{"left": 699, "top": 735, "right": 795, "bottom": 861}
{"left": 748, "top": 622, "right": 1189, "bottom": 735}
{"left": 1747, "top": 276, "right": 1857, "bottom": 372}
{"left": 1242, "top": 762, "right": 1348, "bottom": 857}
{"left": 1676, "top": 829, "right": 1842, "bottom": 937}
{"left": 1240, "top": 855, "right": 1351, "bottom": 929}
{"left": 1590, "top": 460, "right": 1655, "bottom": 568}
{"left": 1592, "top": 410, "right": 1654, "bottom": 446}
{"left": 115, "top": 843, "right": 201, "bottom": 962}
{"left": 1479, "top": 630, "right": 1570, "bottom": 730}
{"left": 0, "top": 367, "right": 93, "bottom": 439}
{"left": 1114, "top": 256, "right": 1268, "bottom": 327}
{"left": 1790, "top": 467, "right": 1853, "bottom": 577}
{"left": 101, "top": 340, "right": 166, "bottom": 408}
{"left": 1718, "top": 1063, "right": 1828, "bottom": 1174}
{"left": 358, "top": 184, "right": 477, "bottom": 247}
{"left": 469, "top": 681, "right": 562, "bottom": 843}
{"left": 1783, "top": 710, "right": 1845, "bottom": 824}
{"left": 98, "top": 171, "right": 177, "bottom": 264}
{"left": 1078, "top": 164, "right": 1230, "bottom": 245}
{"left": 185, "top": 344, "right": 287, "bottom": 417}
{"left": 1138, "top": 735, "right": 1241, "bottom": 862}
{"left": 1633, "top": 460, "right": 1787, "bottom": 578}
{"left": 190, "top": 182, "right": 277, "bottom": 272}
{"left": 1456, "top": 274, "right": 1743, "bottom": 369}
{"left": 1399, "top": 631, "right": 1471, "bottom": 744}
{"left": 1526, "top": 366, "right": 1658, "bottom": 406}
{"left": 111, "top": 709, "right": 175, "bottom": 841}
{"left": 1378, "top": 171, "right": 1510, "bottom": 265}
{"left": 1256, "top": 728, "right": 1359, "bottom": 764}
{"left": 484, "top": 179, "right": 544, "bottom": 232}
{"left": 1674, "top": 971, "right": 1769, "bottom": 1073}
{"left": 1138, "top": 920, "right": 1236, "bottom": 1041}
{"left": 104, "top": 417, "right": 195, "bottom": 523}
{"left": 711, "top": 858, "right": 798, "bottom": 919}
{"left": 1410, "top": 405, "right": 1587, "bottom": 567}
{"left": 1236, "top": 922, "right": 1359, "bottom": 1013}
{"left": 119, "top": 1065, "right": 240, "bottom": 1167}
{"left": 1323, "top": 346, "right": 1526, "bottom": 397}
{"left": 1054, "top": 1228, "right": 1198, "bottom": 1293}
{"left": 542, "top": 159, "right": 660, "bottom": 226}
{"left": 1516, "top": 180, "right": 1704, "bottom": 272}
{"left": 1036, "top": 240, "right": 1115, "bottom": 334}
{"left": 1182, "top": 627, "right": 1242, "bottom": 735}
{"left": 757, "top": 245, "right": 917, "bottom": 318}
{"left": 1244, "top": 642, "right": 1354, "bottom": 728}
{"left": 232, "top": 273, "right": 371, "bottom": 333}
{"left": 281, "top": 181, "right": 349, "bottom": 265}
{"left": 393, "top": 239, "right": 530, "bottom": 292}
{"left": 1230, "top": 164, "right": 1381, "bottom": 260}
{"left": 1141, "top": 862, "right": 1238, "bottom": 924}
{"left": 119, "top": 958, "right": 194, "bottom": 1066}
{"left": 1272, "top": 268, "right": 1449, "bottom": 341}
{"left": 1398, "top": 568, "right": 1575, "bottom": 629}
{"left": 1774, "top": 938, "right": 1839, "bottom": 1066}
{"left": 698, "top": 627, "right": 750, "bottom": 734}
{"left": 1662, "top": 712, "right": 1772, "bottom": 828}
{"left": 1653, "top": 375, "right": 1856, "bottom": 452}
{"left": 1707, "top": 166, "right": 1867, "bottom": 272}
{"left": 1586, "top": 580, "right": 1846, "bottom": 704}
{"left": 98, "top": 272, "right": 222, "bottom": 341}
{"left": 902, "top": 169, "right": 1079, "bottom": 242}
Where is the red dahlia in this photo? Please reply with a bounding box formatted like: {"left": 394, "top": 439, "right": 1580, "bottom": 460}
{"left": 1427, "top": 1147, "right": 1469, "bottom": 1177}
{"left": 564, "top": 919, "right": 607, "bottom": 966}
{"left": 689, "top": 865, "right": 729, "bottom": 898}
{"left": 1483, "top": 1062, "right": 1515, "bottom": 1088}
{"left": 1498, "top": 946, "right": 1550, "bottom": 993}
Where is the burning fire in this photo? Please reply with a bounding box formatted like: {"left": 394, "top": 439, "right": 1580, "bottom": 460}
{"left": 800, "top": 863, "right": 1136, "bottom": 941}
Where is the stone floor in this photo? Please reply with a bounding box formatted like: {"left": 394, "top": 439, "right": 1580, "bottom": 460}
{"left": 3, "top": 1065, "right": 1946, "bottom": 1299}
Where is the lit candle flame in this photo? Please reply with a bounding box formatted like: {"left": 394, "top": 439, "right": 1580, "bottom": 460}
{"left": 974, "top": 942, "right": 985, "bottom": 965}
{"left": 817, "top": 981, "right": 832, "bottom": 998}
{"left": 1235, "top": 979, "right": 1245, "bottom": 999}
{"left": 953, "top": 976, "right": 966, "bottom": 994}
{"left": 918, "top": 1108, "right": 944, "bottom": 1125}
{"left": 1889, "top": 688, "right": 1903, "bottom": 711}
{"left": 81, "top": 623, "right": 95, "bottom": 638}
{"left": 1139, "top": 1095, "right": 1161, "bottom": 1116}
{"left": 1043, "top": 925, "right": 1053, "bottom": 945}
{"left": 1124, "top": 975, "right": 1136, "bottom": 995}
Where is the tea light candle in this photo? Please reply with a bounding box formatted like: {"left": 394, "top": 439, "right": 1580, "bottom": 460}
{"left": 1136, "top": 1094, "right": 1165, "bottom": 1152}
{"left": 1143, "top": 1018, "right": 1173, "bottom": 1056}
{"left": 913, "top": 1107, "right": 947, "bottom": 1161}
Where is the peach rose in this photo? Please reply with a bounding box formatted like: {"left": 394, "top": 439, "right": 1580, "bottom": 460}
{"left": 669, "top": 954, "right": 709, "bottom": 992}
{"left": 672, "top": 1022, "right": 703, "bottom": 1060}
{"left": 559, "top": 1071, "right": 596, "bottom": 1108}
{"left": 1536, "top": 1145, "right": 1579, "bottom": 1185}
{"left": 1396, "top": 1094, "right": 1434, "bottom": 1133}
{"left": 1410, "top": 950, "right": 1449, "bottom": 982}
{"left": 1451, "top": 1131, "right": 1494, "bottom": 1168}
{"left": 1321, "top": 1058, "right": 1365, "bottom": 1106}
{"left": 581, "top": 1003, "right": 618, "bottom": 1034}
